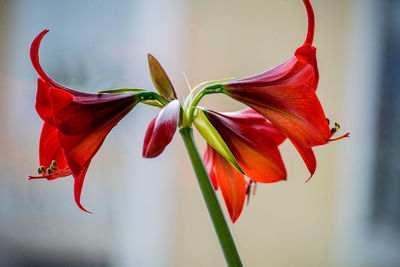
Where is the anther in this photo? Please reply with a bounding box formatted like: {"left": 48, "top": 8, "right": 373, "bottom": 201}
{"left": 46, "top": 168, "right": 52, "bottom": 175}
{"left": 326, "top": 118, "right": 330, "bottom": 125}
{"left": 50, "top": 160, "right": 57, "bottom": 171}
{"left": 335, "top": 122, "right": 340, "bottom": 129}
{"left": 38, "top": 166, "right": 45, "bottom": 175}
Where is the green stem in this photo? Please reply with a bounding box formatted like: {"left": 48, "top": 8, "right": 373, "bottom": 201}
{"left": 185, "top": 84, "right": 223, "bottom": 126}
{"left": 137, "top": 91, "right": 169, "bottom": 106}
{"left": 179, "top": 127, "right": 242, "bottom": 267}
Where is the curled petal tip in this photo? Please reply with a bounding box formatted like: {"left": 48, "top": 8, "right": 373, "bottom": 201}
{"left": 76, "top": 201, "right": 94, "bottom": 214}
{"left": 303, "top": 0, "right": 315, "bottom": 44}
{"left": 305, "top": 174, "right": 313, "bottom": 183}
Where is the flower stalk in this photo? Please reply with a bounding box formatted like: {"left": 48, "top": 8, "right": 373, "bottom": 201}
{"left": 179, "top": 127, "right": 242, "bottom": 267}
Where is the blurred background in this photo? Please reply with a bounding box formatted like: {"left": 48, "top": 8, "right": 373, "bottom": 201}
{"left": 0, "top": 0, "right": 399, "bottom": 266}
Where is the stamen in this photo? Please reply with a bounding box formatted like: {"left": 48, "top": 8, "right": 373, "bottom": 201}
{"left": 38, "top": 166, "right": 45, "bottom": 175}
{"left": 46, "top": 168, "right": 52, "bottom": 175}
{"left": 330, "top": 121, "right": 341, "bottom": 135}
{"left": 329, "top": 132, "right": 350, "bottom": 142}
{"left": 326, "top": 118, "right": 330, "bottom": 125}
{"left": 50, "top": 160, "right": 58, "bottom": 172}
{"left": 246, "top": 181, "right": 252, "bottom": 206}
{"left": 252, "top": 182, "right": 257, "bottom": 195}
{"left": 51, "top": 160, "right": 57, "bottom": 168}
{"left": 246, "top": 180, "right": 257, "bottom": 205}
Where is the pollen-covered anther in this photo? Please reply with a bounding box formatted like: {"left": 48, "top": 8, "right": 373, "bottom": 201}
{"left": 329, "top": 121, "right": 350, "bottom": 141}
{"left": 46, "top": 168, "right": 52, "bottom": 175}
{"left": 38, "top": 166, "right": 45, "bottom": 175}
{"left": 330, "top": 121, "right": 340, "bottom": 135}
{"left": 50, "top": 160, "right": 58, "bottom": 172}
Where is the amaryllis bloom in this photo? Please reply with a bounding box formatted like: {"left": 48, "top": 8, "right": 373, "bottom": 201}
{"left": 142, "top": 54, "right": 180, "bottom": 158}
{"left": 217, "top": 0, "right": 329, "bottom": 148}
{"left": 205, "top": 0, "right": 348, "bottom": 179}
{"left": 28, "top": 29, "right": 139, "bottom": 212}
{"left": 203, "top": 108, "right": 287, "bottom": 222}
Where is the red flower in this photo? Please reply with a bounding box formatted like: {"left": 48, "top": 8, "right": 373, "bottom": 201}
{"left": 203, "top": 108, "right": 287, "bottom": 222}
{"left": 206, "top": 0, "right": 348, "bottom": 179}
{"left": 28, "top": 29, "right": 139, "bottom": 212}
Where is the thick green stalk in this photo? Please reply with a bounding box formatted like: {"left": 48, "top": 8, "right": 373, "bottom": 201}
{"left": 179, "top": 127, "right": 242, "bottom": 267}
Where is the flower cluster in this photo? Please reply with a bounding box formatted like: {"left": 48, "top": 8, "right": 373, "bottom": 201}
{"left": 28, "top": 0, "right": 348, "bottom": 222}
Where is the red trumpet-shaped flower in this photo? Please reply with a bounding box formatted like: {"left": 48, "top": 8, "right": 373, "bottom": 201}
{"left": 203, "top": 108, "right": 287, "bottom": 222}
{"left": 218, "top": 0, "right": 330, "bottom": 148}
{"left": 205, "top": 0, "right": 348, "bottom": 179}
{"left": 28, "top": 29, "right": 139, "bottom": 212}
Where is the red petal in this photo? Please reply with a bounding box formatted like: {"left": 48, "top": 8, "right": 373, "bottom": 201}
{"left": 49, "top": 88, "right": 137, "bottom": 137}
{"left": 35, "top": 78, "right": 54, "bottom": 124}
{"left": 48, "top": 88, "right": 137, "bottom": 211}
{"left": 303, "top": 0, "right": 315, "bottom": 45}
{"left": 30, "top": 29, "right": 98, "bottom": 97}
{"left": 213, "top": 152, "right": 246, "bottom": 223}
{"left": 221, "top": 0, "right": 326, "bottom": 149}
{"left": 39, "top": 122, "right": 69, "bottom": 170}
{"left": 203, "top": 145, "right": 218, "bottom": 190}
{"left": 295, "top": 44, "right": 319, "bottom": 91}
{"left": 205, "top": 109, "right": 287, "bottom": 183}
{"left": 217, "top": 108, "right": 286, "bottom": 145}
{"left": 224, "top": 65, "right": 330, "bottom": 148}
{"left": 229, "top": 135, "right": 286, "bottom": 183}
{"left": 142, "top": 100, "right": 180, "bottom": 158}
{"left": 289, "top": 138, "right": 316, "bottom": 181}
{"left": 73, "top": 165, "right": 93, "bottom": 213}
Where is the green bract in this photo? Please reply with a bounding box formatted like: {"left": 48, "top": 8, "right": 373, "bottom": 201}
{"left": 148, "top": 53, "right": 177, "bottom": 102}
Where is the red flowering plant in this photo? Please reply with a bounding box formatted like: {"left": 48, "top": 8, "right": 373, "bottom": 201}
{"left": 28, "top": 0, "right": 348, "bottom": 266}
